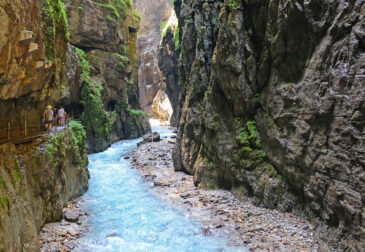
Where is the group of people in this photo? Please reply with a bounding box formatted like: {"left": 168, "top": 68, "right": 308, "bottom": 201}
{"left": 42, "top": 105, "right": 67, "bottom": 131}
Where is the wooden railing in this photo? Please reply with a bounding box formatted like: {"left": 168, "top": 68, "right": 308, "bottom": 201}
{"left": 0, "top": 119, "right": 69, "bottom": 145}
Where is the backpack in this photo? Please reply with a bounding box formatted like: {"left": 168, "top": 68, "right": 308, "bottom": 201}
{"left": 45, "top": 109, "right": 52, "bottom": 120}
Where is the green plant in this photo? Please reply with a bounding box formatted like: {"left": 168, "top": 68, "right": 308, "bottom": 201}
{"left": 132, "top": 9, "right": 141, "bottom": 22}
{"left": 197, "top": 26, "right": 206, "bottom": 36}
{"left": 69, "top": 120, "right": 86, "bottom": 152}
{"left": 0, "top": 176, "right": 7, "bottom": 191}
{"left": 111, "top": 0, "right": 128, "bottom": 18}
{"left": 229, "top": 0, "right": 238, "bottom": 10}
{"left": 130, "top": 109, "right": 146, "bottom": 118}
{"left": 238, "top": 127, "right": 249, "bottom": 146}
{"left": 121, "top": 45, "right": 128, "bottom": 56}
{"left": 100, "top": 4, "right": 119, "bottom": 18}
{"left": 174, "top": 25, "right": 180, "bottom": 50}
{"left": 160, "top": 20, "right": 168, "bottom": 33}
{"left": 0, "top": 195, "right": 9, "bottom": 210}
{"left": 112, "top": 110, "right": 118, "bottom": 118}
{"left": 106, "top": 15, "right": 116, "bottom": 22}
{"left": 42, "top": 0, "right": 70, "bottom": 61}
{"left": 76, "top": 48, "right": 111, "bottom": 141}
{"left": 162, "top": 24, "right": 173, "bottom": 37}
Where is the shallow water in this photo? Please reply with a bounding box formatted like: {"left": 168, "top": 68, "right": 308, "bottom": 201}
{"left": 74, "top": 127, "right": 247, "bottom": 252}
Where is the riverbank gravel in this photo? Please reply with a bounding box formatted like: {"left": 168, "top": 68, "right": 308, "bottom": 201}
{"left": 131, "top": 138, "right": 321, "bottom": 252}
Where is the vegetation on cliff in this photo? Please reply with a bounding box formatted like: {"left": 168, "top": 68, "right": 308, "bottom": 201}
{"left": 76, "top": 48, "right": 111, "bottom": 144}
{"left": 42, "top": 0, "right": 70, "bottom": 61}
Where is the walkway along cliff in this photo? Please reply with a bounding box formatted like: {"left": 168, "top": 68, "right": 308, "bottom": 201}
{"left": 168, "top": 0, "right": 365, "bottom": 250}
{"left": 0, "top": 0, "right": 149, "bottom": 250}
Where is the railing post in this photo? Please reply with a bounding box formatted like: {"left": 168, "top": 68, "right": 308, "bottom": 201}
{"left": 7, "top": 122, "right": 10, "bottom": 140}
{"left": 24, "top": 119, "right": 27, "bottom": 137}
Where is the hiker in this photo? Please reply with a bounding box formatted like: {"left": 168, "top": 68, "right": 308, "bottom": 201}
{"left": 57, "top": 106, "right": 66, "bottom": 126}
{"left": 42, "top": 105, "right": 54, "bottom": 131}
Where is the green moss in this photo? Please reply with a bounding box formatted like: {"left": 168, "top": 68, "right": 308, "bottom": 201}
{"left": 42, "top": 0, "right": 70, "bottom": 62}
{"left": 125, "top": 78, "right": 134, "bottom": 86}
{"left": 130, "top": 109, "right": 146, "bottom": 118}
{"left": 0, "top": 176, "right": 6, "bottom": 191}
{"left": 76, "top": 48, "right": 110, "bottom": 140}
{"left": 80, "top": 83, "right": 111, "bottom": 140}
{"left": 237, "top": 120, "right": 267, "bottom": 169}
{"left": 238, "top": 127, "right": 249, "bottom": 146}
{"left": 112, "top": 110, "right": 118, "bottom": 118}
{"left": 0, "top": 195, "right": 9, "bottom": 210}
{"left": 69, "top": 120, "right": 86, "bottom": 152}
{"left": 132, "top": 9, "right": 141, "bottom": 22}
{"left": 160, "top": 20, "right": 168, "bottom": 33}
{"left": 174, "top": 24, "right": 180, "bottom": 50}
{"left": 100, "top": 4, "right": 120, "bottom": 18}
{"left": 106, "top": 15, "right": 116, "bottom": 22}
{"left": 242, "top": 146, "right": 253, "bottom": 152}
{"left": 229, "top": 0, "right": 238, "bottom": 10}
{"left": 121, "top": 45, "right": 128, "bottom": 56}
{"left": 111, "top": 0, "right": 128, "bottom": 18}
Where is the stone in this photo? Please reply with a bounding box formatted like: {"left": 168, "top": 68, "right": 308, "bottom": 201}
{"left": 137, "top": 132, "right": 161, "bottom": 146}
{"left": 64, "top": 211, "right": 79, "bottom": 223}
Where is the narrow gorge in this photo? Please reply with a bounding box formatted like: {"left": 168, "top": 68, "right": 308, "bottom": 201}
{"left": 0, "top": 0, "right": 364, "bottom": 251}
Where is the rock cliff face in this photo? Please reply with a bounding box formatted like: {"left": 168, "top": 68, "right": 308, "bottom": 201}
{"left": 63, "top": 0, "right": 150, "bottom": 152}
{"left": 158, "top": 23, "right": 180, "bottom": 126}
{"left": 0, "top": 0, "right": 69, "bottom": 138}
{"left": 0, "top": 127, "right": 89, "bottom": 251}
{"left": 173, "top": 0, "right": 365, "bottom": 250}
{"left": 133, "top": 0, "right": 173, "bottom": 114}
{"left": 0, "top": 0, "right": 149, "bottom": 153}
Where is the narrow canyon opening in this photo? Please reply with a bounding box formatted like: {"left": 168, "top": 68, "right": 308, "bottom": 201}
{"left": 133, "top": 0, "right": 177, "bottom": 125}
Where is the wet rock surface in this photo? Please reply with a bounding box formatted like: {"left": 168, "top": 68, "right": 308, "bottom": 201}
{"left": 132, "top": 138, "right": 320, "bottom": 251}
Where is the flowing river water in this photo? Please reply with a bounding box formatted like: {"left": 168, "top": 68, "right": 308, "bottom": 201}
{"left": 74, "top": 126, "right": 247, "bottom": 251}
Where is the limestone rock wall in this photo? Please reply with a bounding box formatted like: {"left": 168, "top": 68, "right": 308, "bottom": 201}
{"left": 0, "top": 0, "right": 69, "bottom": 139}
{"left": 133, "top": 0, "right": 173, "bottom": 112}
{"left": 173, "top": 0, "right": 365, "bottom": 250}
{"left": 63, "top": 0, "right": 150, "bottom": 152}
{"left": 0, "top": 128, "right": 89, "bottom": 251}
{"left": 158, "top": 24, "right": 180, "bottom": 126}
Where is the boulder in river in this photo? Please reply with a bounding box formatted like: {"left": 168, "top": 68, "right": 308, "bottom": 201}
{"left": 137, "top": 132, "right": 161, "bottom": 146}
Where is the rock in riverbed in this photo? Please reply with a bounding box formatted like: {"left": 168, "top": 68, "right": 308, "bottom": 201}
{"left": 64, "top": 210, "right": 79, "bottom": 223}
{"left": 137, "top": 132, "right": 161, "bottom": 146}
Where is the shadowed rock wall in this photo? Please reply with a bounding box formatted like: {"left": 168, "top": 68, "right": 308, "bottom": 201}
{"left": 173, "top": 0, "right": 365, "bottom": 250}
